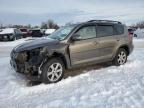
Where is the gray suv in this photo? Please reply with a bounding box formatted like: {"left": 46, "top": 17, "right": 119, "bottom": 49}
{"left": 10, "top": 20, "right": 134, "bottom": 83}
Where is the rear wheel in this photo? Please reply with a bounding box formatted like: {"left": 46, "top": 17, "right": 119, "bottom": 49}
{"left": 41, "top": 58, "right": 65, "bottom": 84}
{"left": 113, "top": 48, "right": 128, "bottom": 66}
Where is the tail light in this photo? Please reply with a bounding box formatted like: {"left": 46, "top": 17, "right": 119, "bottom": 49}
{"left": 128, "top": 32, "right": 133, "bottom": 40}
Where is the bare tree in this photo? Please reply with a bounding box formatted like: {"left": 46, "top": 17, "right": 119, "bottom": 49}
{"left": 41, "top": 19, "right": 59, "bottom": 29}
{"left": 41, "top": 22, "right": 47, "bottom": 29}
{"left": 27, "top": 24, "right": 31, "bottom": 29}
{"left": 130, "top": 21, "right": 144, "bottom": 29}
{"left": 47, "top": 20, "right": 59, "bottom": 29}
{"left": 65, "top": 22, "right": 73, "bottom": 26}
{"left": 33, "top": 25, "right": 39, "bottom": 29}
{"left": 47, "top": 20, "right": 54, "bottom": 28}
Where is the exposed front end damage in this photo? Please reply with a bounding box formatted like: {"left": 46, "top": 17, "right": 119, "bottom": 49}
{"left": 10, "top": 38, "right": 70, "bottom": 82}
{"left": 10, "top": 47, "right": 47, "bottom": 76}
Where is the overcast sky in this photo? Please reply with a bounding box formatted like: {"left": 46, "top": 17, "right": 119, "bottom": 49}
{"left": 0, "top": 0, "right": 144, "bottom": 26}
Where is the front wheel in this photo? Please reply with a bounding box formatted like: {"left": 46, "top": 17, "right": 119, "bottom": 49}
{"left": 11, "top": 36, "right": 16, "bottom": 41}
{"left": 113, "top": 48, "right": 128, "bottom": 66}
{"left": 41, "top": 58, "right": 65, "bottom": 84}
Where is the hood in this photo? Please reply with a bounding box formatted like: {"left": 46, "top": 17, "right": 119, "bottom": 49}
{"left": 14, "top": 38, "right": 59, "bottom": 52}
{"left": 0, "top": 29, "right": 14, "bottom": 34}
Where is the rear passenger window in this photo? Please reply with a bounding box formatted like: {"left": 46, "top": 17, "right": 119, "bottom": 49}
{"left": 114, "top": 24, "right": 124, "bottom": 35}
{"left": 97, "top": 25, "right": 113, "bottom": 37}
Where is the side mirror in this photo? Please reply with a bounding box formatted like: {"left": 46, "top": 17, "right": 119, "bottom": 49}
{"left": 71, "top": 34, "right": 81, "bottom": 41}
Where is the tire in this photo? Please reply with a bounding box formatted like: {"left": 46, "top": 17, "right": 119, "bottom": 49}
{"left": 113, "top": 48, "right": 128, "bottom": 66}
{"left": 11, "top": 36, "right": 16, "bottom": 41}
{"left": 41, "top": 58, "right": 65, "bottom": 84}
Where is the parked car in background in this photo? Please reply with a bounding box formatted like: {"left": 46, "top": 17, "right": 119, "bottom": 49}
{"left": 41, "top": 29, "right": 46, "bottom": 35}
{"left": 133, "top": 28, "right": 144, "bottom": 38}
{"left": 45, "top": 29, "right": 55, "bottom": 36}
{"left": 28, "top": 29, "right": 43, "bottom": 37}
{"left": 10, "top": 20, "right": 133, "bottom": 84}
{"left": 0, "top": 28, "right": 22, "bottom": 41}
{"left": 19, "top": 28, "right": 29, "bottom": 38}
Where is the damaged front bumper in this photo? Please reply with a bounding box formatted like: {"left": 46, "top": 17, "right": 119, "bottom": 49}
{"left": 10, "top": 58, "right": 43, "bottom": 81}
{"left": 10, "top": 49, "right": 45, "bottom": 78}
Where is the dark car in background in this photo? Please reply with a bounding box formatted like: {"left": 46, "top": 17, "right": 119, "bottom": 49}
{"left": 0, "top": 28, "right": 22, "bottom": 41}
{"left": 28, "top": 29, "right": 43, "bottom": 37}
{"left": 20, "top": 28, "right": 29, "bottom": 38}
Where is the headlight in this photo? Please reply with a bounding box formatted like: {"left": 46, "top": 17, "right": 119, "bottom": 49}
{"left": 10, "top": 35, "right": 14, "bottom": 39}
{"left": 17, "top": 52, "right": 28, "bottom": 62}
{"left": 20, "top": 47, "right": 47, "bottom": 62}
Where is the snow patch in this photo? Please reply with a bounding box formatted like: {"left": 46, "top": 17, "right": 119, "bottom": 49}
{"left": 0, "top": 38, "right": 144, "bottom": 108}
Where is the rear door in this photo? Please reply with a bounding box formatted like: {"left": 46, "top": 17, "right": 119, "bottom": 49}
{"left": 69, "top": 25, "right": 100, "bottom": 66}
{"left": 97, "top": 24, "right": 118, "bottom": 60}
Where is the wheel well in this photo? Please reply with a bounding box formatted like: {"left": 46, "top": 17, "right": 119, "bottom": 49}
{"left": 51, "top": 52, "right": 67, "bottom": 69}
{"left": 119, "top": 45, "right": 129, "bottom": 55}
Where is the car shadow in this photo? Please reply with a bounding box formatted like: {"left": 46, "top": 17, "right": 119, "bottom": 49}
{"left": 28, "top": 62, "right": 113, "bottom": 86}
{"left": 64, "top": 62, "right": 112, "bottom": 78}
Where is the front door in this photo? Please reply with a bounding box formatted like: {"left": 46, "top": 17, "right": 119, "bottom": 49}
{"left": 69, "top": 25, "right": 100, "bottom": 66}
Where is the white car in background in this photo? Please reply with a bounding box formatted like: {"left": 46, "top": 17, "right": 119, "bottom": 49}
{"left": 133, "top": 28, "right": 144, "bottom": 39}
{"left": 0, "top": 28, "right": 22, "bottom": 41}
{"left": 45, "top": 29, "right": 55, "bottom": 36}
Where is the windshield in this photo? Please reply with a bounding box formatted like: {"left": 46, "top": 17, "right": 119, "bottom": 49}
{"left": 48, "top": 25, "right": 75, "bottom": 40}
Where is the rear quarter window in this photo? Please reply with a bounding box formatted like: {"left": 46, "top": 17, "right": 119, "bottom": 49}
{"left": 97, "top": 25, "right": 114, "bottom": 37}
{"left": 114, "top": 24, "right": 124, "bottom": 35}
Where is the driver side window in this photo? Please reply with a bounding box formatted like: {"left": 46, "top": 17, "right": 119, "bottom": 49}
{"left": 75, "top": 26, "right": 96, "bottom": 40}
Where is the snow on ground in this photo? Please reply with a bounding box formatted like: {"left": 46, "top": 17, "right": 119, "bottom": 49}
{"left": 0, "top": 37, "right": 33, "bottom": 47}
{"left": 134, "top": 28, "right": 144, "bottom": 39}
{"left": 0, "top": 39, "right": 144, "bottom": 108}
{"left": 133, "top": 38, "right": 144, "bottom": 48}
{"left": 0, "top": 37, "right": 36, "bottom": 57}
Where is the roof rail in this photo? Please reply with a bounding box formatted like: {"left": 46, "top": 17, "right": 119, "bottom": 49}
{"left": 87, "top": 20, "right": 121, "bottom": 24}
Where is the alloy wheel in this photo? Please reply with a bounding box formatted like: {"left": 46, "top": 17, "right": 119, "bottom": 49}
{"left": 117, "top": 51, "right": 127, "bottom": 65}
{"left": 47, "top": 63, "right": 63, "bottom": 82}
